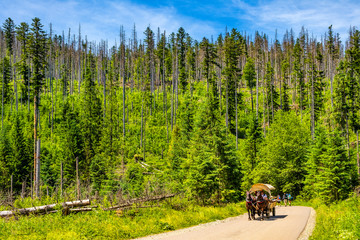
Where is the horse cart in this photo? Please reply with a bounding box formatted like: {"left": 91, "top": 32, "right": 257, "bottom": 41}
{"left": 246, "top": 183, "right": 278, "bottom": 220}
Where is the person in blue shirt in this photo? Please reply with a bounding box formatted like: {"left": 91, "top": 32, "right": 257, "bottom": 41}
{"left": 288, "top": 193, "right": 293, "bottom": 206}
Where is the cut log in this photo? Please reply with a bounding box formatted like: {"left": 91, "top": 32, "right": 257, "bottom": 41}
{"left": 70, "top": 208, "right": 93, "bottom": 213}
{"left": 0, "top": 199, "right": 91, "bottom": 218}
{"left": 62, "top": 199, "right": 91, "bottom": 208}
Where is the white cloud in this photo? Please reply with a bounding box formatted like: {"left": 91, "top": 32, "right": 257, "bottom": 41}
{"left": 0, "top": 0, "right": 218, "bottom": 46}
{"left": 231, "top": 0, "right": 360, "bottom": 41}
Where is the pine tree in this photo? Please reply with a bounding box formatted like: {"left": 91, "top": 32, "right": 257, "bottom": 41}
{"left": 0, "top": 126, "right": 11, "bottom": 191}
{"left": 29, "top": 17, "right": 47, "bottom": 197}
{"left": 224, "top": 28, "right": 245, "bottom": 134}
{"left": 265, "top": 61, "right": 279, "bottom": 121}
{"left": 81, "top": 52, "right": 102, "bottom": 180}
{"left": 242, "top": 114, "right": 262, "bottom": 190}
{"left": 59, "top": 99, "right": 83, "bottom": 185}
{"left": 281, "top": 59, "right": 290, "bottom": 111}
{"left": 0, "top": 57, "right": 12, "bottom": 104}
{"left": 345, "top": 30, "right": 360, "bottom": 132}
{"left": 177, "top": 27, "right": 187, "bottom": 91}
{"left": 29, "top": 18, "right": 47, "bottom": 95}
{"left": 200, "top": 37, "right": 218, "bottom": 93}
{"left": 305, "top": 129, "right": 354, "bottom": 203}
{"left": 10, "top": 114, "right": 29, "bottom": 190}
{"left": 3, "top": 18, "right": 15, "bottom": 56}
{"left": 293, "top": 39, "right": 306, "bottom": 115}
{"left": 303, "top": 128, "right": 327, "bottom": 199}
{"left": 16, "top": 22, "right": 30, "bottom": 102}
{"left": 243, "top": 57, "right": 256, "bottom": 112}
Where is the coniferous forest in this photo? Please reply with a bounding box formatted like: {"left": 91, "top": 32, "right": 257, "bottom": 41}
{"left": 0, "top": 16, "right": 359, "bottom": 207}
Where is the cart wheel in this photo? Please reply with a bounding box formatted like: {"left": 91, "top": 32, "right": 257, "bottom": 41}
{"left": 272, "top": 207, "right": 276, "bottom": 216}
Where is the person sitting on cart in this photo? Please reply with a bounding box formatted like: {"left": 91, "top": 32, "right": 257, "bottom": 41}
{"left": 262, "top": 191, "right": 268, "bottom": 200}
{"left": 256, "top": 191, "right": 263, "bottom": 201}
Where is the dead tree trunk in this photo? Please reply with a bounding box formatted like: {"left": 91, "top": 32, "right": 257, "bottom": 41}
{"left": 76, "top": 157, "right": 80, "bottom": 200}
{"left": 0, "top": 199, "right": 91, "bottom": 218}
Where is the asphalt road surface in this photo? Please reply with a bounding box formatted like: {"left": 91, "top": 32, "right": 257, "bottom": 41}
{"left": 135, "top": 206, "right": 315, "bottom": 240}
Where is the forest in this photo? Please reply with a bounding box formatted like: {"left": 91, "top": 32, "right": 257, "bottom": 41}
{"left": 0, "top": 17, "right": 359, "bottom": 206}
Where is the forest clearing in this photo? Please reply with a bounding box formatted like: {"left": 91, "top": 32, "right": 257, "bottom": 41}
{"left": 1, "top": 2, "right": 360, "bottom": 238}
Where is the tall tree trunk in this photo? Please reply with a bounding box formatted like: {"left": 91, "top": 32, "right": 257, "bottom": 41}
{"left": 250, "top": 87, "right": 254, "bottom": 113}
{"left": 311, "top": 69, "right": 315, "bottom": 139}
{"left": 76, "top": 157, "right": 80, "bottom": 200}
{"left": 1, "top": 59, "right": 4, "bottom": 130}
{"left": 235, "top": 82, "right": 238, "bottom": 149}
{"left": 256, "top": 60, "right": 259, "bottom": 119}
{"left": 226, "top": 76, "right": 229, "bottom": 129}
{"left": 35, "top": 139, "right": 40, "bottom": 198}
{"left": 60, "top": 162, "right": 63, "bottom": 197}
{"left": 357, "top": 130, "right": 360, "bottom": 181}
{"left": 271, "top": 76, "right": 274, "bottom": 121}
{"left": 34, "top": 95, "right": 38, "bottom": 197}
{"left": 140, "top": 98, "right": 144, "bottom": 148}
{"left": 263, "top": 87, "right": 266, "bottom": 137}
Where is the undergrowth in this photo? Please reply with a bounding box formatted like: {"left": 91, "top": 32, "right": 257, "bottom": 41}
{"left": 0, "top": 197, "right": 246, "bottom": 240}
{"left": 296, "top": 196, "right": 360, "bottom": 240}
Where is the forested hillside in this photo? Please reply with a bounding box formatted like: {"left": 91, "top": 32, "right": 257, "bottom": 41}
{"left": 0, "top": 17, "right": 359, "bottom": 204}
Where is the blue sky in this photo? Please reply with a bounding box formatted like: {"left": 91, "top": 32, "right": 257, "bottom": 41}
{"left": 1, "top": 0, "right": 359, "bottom": 46}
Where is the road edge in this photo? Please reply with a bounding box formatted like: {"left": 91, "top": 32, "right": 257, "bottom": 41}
{"left": 297, "top": 207, "right": 316, "bottom": 240}
{"left": 133, "top": 215, "right": 243, "bottom": 240}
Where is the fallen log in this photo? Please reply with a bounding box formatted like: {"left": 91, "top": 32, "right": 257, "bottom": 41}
{"left": 62, "top": 199, "right": 91, "bottom": 208}
{"left": 0, "top": 199, "right": 91, "bottom": 218}
{"left": 103, "top": 194, "right": 175, "bottom": 211}
{"left": 70, "top": 207, "right": 93, "bottom": 213}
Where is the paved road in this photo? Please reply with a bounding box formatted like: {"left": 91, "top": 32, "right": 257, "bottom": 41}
{"left": 135, "top": 206, "right": 314, "bottom": 240}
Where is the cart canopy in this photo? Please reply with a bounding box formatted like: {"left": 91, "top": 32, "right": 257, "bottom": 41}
{"left": 250, "top": 183, "right": 275, "bottom": 196}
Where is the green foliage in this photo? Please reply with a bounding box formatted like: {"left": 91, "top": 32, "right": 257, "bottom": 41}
{"left": 29, "top": 17, "right": 47, "bottom": 94}
{"left": 90, "top": 153, "right": 107, "bottom": 192}
{"left": 243, "top": 57, "right": 256, "bottom": 111}
{"left": 0, "top": 56, "right": 12, "bottom": 104}
{"left": 81, "top": 53, "right": 102, "bottom": 180}
{"left": 0, "top": 126, "right": 11, "bottom": 190}
{"left": 295, "top": 197, "right": 360, "bottom": 240}
{"left": 125, "top": 161, "right": 145, "bottom": 197}
{"left": 253, "top": 111, "right": 310, "bottom": 196}
{"left": 293, "top": 38, "right": 307, "bottom": 112}
{"left": 3, "top": 17, "right": 15, "bottom": 55}
{"left": 224, "top": 28, "right": 245, "bottom": 134}
{"left": 0, "top": 19, "right": 359, "bottom": 226}
{"left": 177, "top": 27, "right": 188, "bottom": 91}
{"left": 0, "top": 198, "right": 246, "bottom": 240}
{"left": 303, "top": 128, "right": 354, "bottom": 203}
{"left": 334, "top": 30, "right": 360, "bottom": 131}
{"left": 265, "top": 61, "right": 279, "bottom": 119}
{"left": 10, "top": 113, "right": 30, "bottom": 190}
{"left": 280, "top": 59, "right": 290, "bottom": 111}
{"left": 241, "top": 113, "right": 262, "bottom": 190}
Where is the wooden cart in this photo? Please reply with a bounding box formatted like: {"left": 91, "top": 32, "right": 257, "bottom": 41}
{"left": 250, "top": 183, "right": 278, "bottom": 217}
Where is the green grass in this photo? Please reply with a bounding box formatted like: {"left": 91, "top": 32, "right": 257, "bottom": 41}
{"left": 0, "top": 199, "right": 246, "bottom": 240}
{"left": 296, "top": 196, "right": 360, "bottom": 240}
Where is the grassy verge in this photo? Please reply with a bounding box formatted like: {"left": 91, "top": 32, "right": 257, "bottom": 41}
{"left": 0, "top": 199, "right": 246, "bottom": 240}
{"left": 295, "top": 196, "right": 360, "bottom": 240}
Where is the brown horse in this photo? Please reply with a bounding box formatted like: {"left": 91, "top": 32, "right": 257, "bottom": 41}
{"left": 256, "top": 192, "right": 268, "bottom": 221}
{"left": 246, "top": 191, "right": 255, "bottom": 220}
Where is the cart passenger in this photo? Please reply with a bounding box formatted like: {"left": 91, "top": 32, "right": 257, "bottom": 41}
{"left": 262, "top": 191, "right": 268, "bottom": 200}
